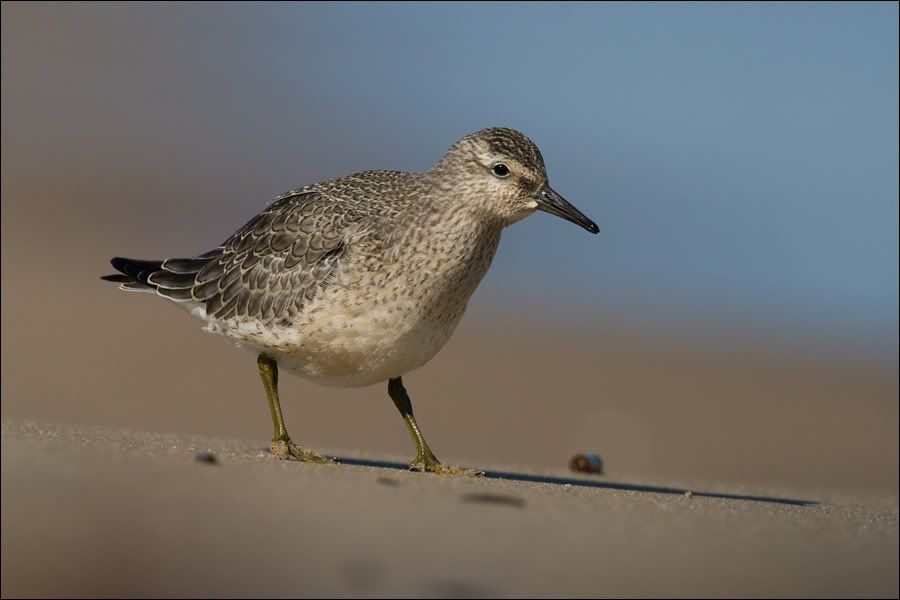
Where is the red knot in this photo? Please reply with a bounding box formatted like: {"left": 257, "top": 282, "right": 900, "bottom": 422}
{"left": 102, "top": 127, "right": 598, "bottom": 475}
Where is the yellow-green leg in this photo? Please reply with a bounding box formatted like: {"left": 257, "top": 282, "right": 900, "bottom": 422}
{"left": 258, "top": 353, "right": 332, "bottom": 464}
{"left": 388, "top": 377, "right": 481, "bottom": 476}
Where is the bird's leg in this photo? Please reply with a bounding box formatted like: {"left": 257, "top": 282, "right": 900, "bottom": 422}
{"left": 257, "top": 353, "right": 333, "bottom": 464}
{"left": 388, "top": 377, "right": 439, "bottom": 469}
{"left": 387, "top": 377, "right": 482, "bottom": 476}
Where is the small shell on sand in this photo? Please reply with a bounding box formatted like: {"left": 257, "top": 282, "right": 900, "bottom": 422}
{"left": 569, "top": 453, "right": 603, "bottom": 474}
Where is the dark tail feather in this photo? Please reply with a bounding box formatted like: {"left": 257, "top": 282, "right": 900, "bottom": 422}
{"left": 101, "top": 251, "right": 222, "bottom": 301}
{"left": 100, "top": 274, "right": 131, "bottom": 283}
{"left": 109, "top": 257, "right": 164, "bottom": 284}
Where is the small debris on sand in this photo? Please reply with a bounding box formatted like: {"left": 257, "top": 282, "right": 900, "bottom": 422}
{"left": 569, "top": 453, "right": 604, "bottom": 474}
{"left": 194, "top": 451, "right": 219, "bottom": 465}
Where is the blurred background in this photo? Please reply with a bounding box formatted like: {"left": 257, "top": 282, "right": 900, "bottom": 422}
{"left": 2, "top": 2, "right": 897, "bottom": 492}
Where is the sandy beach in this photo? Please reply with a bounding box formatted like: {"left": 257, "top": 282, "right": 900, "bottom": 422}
{"left": 2, "top": 420, "right": 896, "bottom": 597}
{"left": 3, "top": 244, "right": 897, "bottom": 596}
{"left": 2, "top": 263, "right": 898, "bottom": 597}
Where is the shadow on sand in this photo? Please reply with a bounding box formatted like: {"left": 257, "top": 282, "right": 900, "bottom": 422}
{"left": 335, "top": 456, "right": 817, "bottom": 507}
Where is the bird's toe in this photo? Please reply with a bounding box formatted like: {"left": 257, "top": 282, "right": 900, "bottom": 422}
{"left": 270, "top": 438, "right": 336, "bottom": 464}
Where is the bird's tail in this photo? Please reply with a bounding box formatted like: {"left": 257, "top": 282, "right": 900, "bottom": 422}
{"left": 101, "top": 250, "right": 222, "bottom": 301}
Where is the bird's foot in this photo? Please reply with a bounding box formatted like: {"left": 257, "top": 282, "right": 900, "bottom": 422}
{"left": 408, "top": 452, "right": 483, "bottom": 477}
{"left": 270, "top": 437, "right": 335, "bottom": 464}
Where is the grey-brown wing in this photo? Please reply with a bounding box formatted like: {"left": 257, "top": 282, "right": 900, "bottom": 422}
{"left": 185, "top": 191, "right": 358, "bottom": 325}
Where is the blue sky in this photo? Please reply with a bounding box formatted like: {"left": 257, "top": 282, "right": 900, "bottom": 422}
{"left": 3, "top": 2, "right": 898, "bottom": 349}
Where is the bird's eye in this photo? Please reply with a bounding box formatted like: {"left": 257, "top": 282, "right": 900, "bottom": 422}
{"left": 491, "top": 163, "right": 510, "bottom": 178}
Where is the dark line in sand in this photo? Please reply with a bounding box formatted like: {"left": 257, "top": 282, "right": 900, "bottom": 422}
{"left": 334, "top": 457, "right": 818, "bottom": 507}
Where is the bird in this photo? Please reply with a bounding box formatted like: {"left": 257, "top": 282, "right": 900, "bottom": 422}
{"left": 102, "top": 127, "right": 598, "bottom": 475}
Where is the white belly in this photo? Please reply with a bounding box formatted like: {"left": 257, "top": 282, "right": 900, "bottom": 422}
{"left": 201, "top": 278, "right": 470, "bottom": 388}
{"left": 278, "top": 306, "right": 463, "bottom": 387}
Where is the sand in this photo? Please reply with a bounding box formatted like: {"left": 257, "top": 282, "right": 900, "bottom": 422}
{"left": 2, "top": 420, "right": 896, "bottom": 598}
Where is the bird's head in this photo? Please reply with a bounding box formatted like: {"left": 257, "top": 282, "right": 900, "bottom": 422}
{"left": 432, "top": 127, "right": 598, "bottom": 234}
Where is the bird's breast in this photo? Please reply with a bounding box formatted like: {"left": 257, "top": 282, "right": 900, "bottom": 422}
{"left": 274, "top": 223, "right": 503, "bottom": 386}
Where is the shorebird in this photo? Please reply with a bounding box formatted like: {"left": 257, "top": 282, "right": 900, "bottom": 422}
{"left": 103, "top": 127, "right": 598, "bottom": 474}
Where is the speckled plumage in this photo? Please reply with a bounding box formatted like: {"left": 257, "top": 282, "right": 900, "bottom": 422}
{"left": 104, "top": 127, "right": 598, "bottom": 470}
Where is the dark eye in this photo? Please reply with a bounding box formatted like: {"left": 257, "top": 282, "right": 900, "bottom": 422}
{"left": 491, "top": 163, "right": 510, "bottom": 178}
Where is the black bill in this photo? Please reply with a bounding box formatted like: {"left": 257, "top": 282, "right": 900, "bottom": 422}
{"left": 535, "top": 186, "right": 599, "bottom": 234}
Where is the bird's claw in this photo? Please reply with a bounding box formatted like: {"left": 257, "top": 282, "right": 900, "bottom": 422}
{"left": 408, "top": 453, "right": 483, "bottom": 477}
{"left": 271, "top": 438, "right": 336, "bottom": 464}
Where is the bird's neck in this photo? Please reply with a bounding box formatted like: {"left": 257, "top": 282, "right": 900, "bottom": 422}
{"left": 424, "top": 192, "right": 504, "bottom": 290}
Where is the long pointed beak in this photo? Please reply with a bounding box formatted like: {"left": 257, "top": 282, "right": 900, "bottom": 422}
{"left": 535, "top": 186, "right": 599, "bottom": 234}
